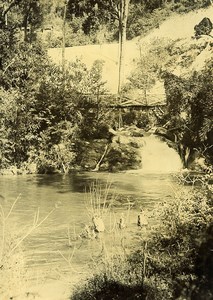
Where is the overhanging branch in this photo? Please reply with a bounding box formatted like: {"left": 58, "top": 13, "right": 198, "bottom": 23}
{"left": 2, "top": 0, "right": 23, "bottom": 18}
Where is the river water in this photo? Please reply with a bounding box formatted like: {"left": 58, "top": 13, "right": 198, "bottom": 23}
{"left": 0, "top": 136, "right": 183, "bottom": 297}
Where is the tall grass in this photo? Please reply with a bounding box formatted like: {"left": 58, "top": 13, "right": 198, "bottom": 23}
{"left": 0, "top": 195, "right": 27, "bottom": 299}
{"left": 84, "top": 181, "right": 120, "bottom": 233}
{"left": 84, "top": 180, "right": 135, "bottom": 234}
{"left": 85, "top": 181, "right": 116, "bottom": 218}
{"left": 0, "top": 195, "right": 55, "bottom": 299}
{"left": 71, "top": 177, "right": 213, "bottom": 300}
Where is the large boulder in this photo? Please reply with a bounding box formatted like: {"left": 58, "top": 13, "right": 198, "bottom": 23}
{"left": 76, "top": 127, "right": 144, "bottom": 172}
{"left": 106, "top": 129, "right": 143, "bottom": 172}
{"left": 154, "top": 127, "right": 177, "bottom": 142}
{"left": 76, "top": 139, "right": 109, "bottom": 171}
{"left": 194, "top": 17, "right": 213, "bottom": 37}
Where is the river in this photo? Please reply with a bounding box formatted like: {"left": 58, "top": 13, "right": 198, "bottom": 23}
{"left": 0, "top": 173, "right": 180, "bottom": 285}
{"left": 0, "top": 136, "right": 184, "bottom": 299}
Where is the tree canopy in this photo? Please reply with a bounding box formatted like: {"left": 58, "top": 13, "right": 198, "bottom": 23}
{"left": 0, "top": 0, "right": 212, "bottom": 172}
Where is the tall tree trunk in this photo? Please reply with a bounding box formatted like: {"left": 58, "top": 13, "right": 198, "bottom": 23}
{"left": 117, "top": 0, "right": 130, "bottom": 128}
{"left": 117, "top": 0, "right": 130, "bottom": 95}
{"left": 62, "top": 0, "right": 67, "bottom": 75}
{"left": 23, "top": 15, "right": 29, "bottom": 42}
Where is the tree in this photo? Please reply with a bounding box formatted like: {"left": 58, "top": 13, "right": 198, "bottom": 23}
{"left": 164, "top": 58, "right": 213, "bottom": 167}
{"left": 0, "top": 0, "right": 22, "bottom": 28}
{"left": 62, "top": 0, "right": 68, "bottom": 74}
{"left": 124, "top": 38, "right": 172, "bottom": 102}
{"left": 66, "top": 0, "right": 131, "bottom": 94}
{"left": 117, "top": 0, "right": 130, "bottom": 94}
{"left": 0, "top": 0, "right": 47, "bottom": 42}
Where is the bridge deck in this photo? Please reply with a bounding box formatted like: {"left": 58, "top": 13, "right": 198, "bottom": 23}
{"left": 83, "top": 93, "right": 167, "bottom": 108}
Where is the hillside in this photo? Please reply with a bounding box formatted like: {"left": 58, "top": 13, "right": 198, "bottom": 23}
{"left": 48, "top": 5, "right": 213, "bottom": 94}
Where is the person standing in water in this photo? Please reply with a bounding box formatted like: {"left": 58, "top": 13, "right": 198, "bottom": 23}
{"left": 92, "top": 214, "right": 105, "bottom": 232}
{"left": 118, "top": 213, "right": 126, "bottom": 229}
{"left": 137, "top": 208, "right": 148, "bottom": 227}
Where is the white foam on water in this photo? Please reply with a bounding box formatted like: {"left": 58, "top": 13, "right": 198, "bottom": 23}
{"left": 140, "top": 135, "right": 183, "bottom": 173}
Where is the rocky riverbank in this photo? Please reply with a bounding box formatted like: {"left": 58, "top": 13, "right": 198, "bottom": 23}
{"left": 1, "top": 124, "right": 211, "bottom": 176}
{"left": 0, "top": 126, "right": 145, "bottom": 175}
{"left": 78, "top": 125, "right": 145, "bottom": 172}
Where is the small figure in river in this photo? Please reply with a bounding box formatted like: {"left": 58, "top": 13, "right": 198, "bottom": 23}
{"left": 80, "top": 224, "right": 96, "bottom": 239}
{"left": 137, "top": 208, "right": 148, "bottom": 227}
{"left": 92, "top": 214, "right": 105, "bottom": 232}
{"left": 118, "top": 213, "right": 126, "bottom": 229}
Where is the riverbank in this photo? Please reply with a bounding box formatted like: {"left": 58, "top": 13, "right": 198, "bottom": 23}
{"left": 3, "top": 281, "right": 71, "bottom": 300}
{"left": 71, "top": 179, "right": 213, "bottom": 300}
{"left": 0, "top": 126, "right": 145, "bottom": 175}
{"left": 2, "top": 117, "right": 212, "bottom": 176}
{"left": 0, "top": 124, "right": 183, "bottom": 175}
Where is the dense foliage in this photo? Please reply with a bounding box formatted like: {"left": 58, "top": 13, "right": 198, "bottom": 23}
{"left": 163, "top": 58, "right": 213, "bottom": 167}
{"left": 62, "top": 0, "right": 212, "bottom": 44}
{"left": 0, "top": 27, "right": 115, "bottom": 173}
{"left": 0, "top": 1, "right": 212, "bottom": 173}
{"left": 1, "top": 0, "right": 210, "bottom": 47}
{"left": 122, "top": 29, "right": 213, "bottom": 169}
